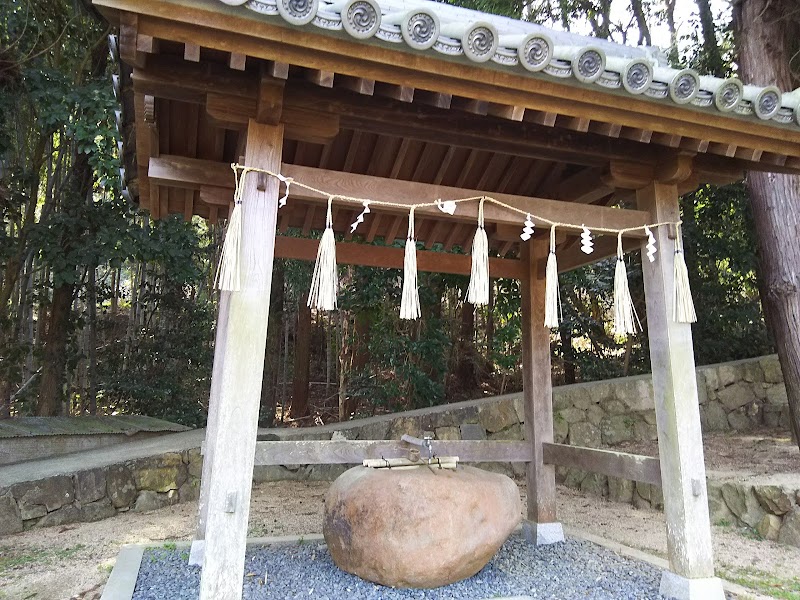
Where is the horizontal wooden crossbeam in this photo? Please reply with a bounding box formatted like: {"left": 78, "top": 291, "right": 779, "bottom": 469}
{"left": 542, "top": 442, "right": 662, "bottom": 486}
{"left": 147, "top": 155, "right": 652, "bottom": 237}
{"left": 275, "top": 237, "right": 525, "bottom": 279}
{"left": 253, "top": 440, "right": 533, "bottom": 465}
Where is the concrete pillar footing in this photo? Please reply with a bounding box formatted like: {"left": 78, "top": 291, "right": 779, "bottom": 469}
{"left": 188, "top": 539, "right": 204, "bottom": 566}
{"left": 660, "top": 571, "right": 725, "bottom": 600}
{"left": 522, "top": 521, "right": 565, "bottom": 545}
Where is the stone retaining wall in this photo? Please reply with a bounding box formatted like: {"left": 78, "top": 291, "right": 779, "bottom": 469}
{"left": 0, "top": 449, "right": 202, "bottom": 536}
{"left": 1, "top": 354, "right": 793, "bottom": 544}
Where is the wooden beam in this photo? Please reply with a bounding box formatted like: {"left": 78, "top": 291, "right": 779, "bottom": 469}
{"left": 337, "top": 75, "right": 375, "bottom": 96}
{"left": 451, "top": 96, "right": 489, "bottom": 115}
{"left": 384, "top": 215, "right": 404, "bottom": 245}
{"left": 365, "top": 212, "right": 382, "bottom": 242}
{"left": 651, "top": 132, "right": 682, "bottom": 148}
{"left": 542, "top": 443, "right": 661, "bottom": 486}
{"left": 267, "top": 61, "right": 289, "bottom": 80}
{"left": 198, "top": 120, "right": 283, "bottom": 599}
{"left": 589, "top": 122, "right": 622, "bottom": 138}
{"left": 148, "top": 156, "right": 653, "bottom": 235}
{"left": 520, "top": 236, "right": 560, "bottom": 539}
{"left": 305, "top": 68, "right": 334, "bottom": 88}
{"left": 557, "top": 234, "right": 640, "bottom": 273}
{"left": 620, "top": 127, "right": 653, "bottom": 143}
{"left": 562, "top": 116, "right": 590, "bottom": 132}
{"left": 558, "top": 168, "right": 613, "bottom": 203}
{"left": 253, "top": 440, "right": 532, "bottom": 465}
{"left": 487, "top": 103, "right": 525, "bottom": 121}
{"left": 524, "top": 110, "right": 558, "bottom": 127}
{"left": 414, "top": 90, "right": 452, "bottom": 109}
{"left": 637, "top": 181, "right": 719, "bottom": 582}
{"left": 228, "top": 52, "right": 246, "bottom": 71}
{"left": 122, "top": 6, "right": 800, "bottom": 161}
{"left": 275, "top": 236, "right": 525, "bottom": 279}
{"left": 184, "top": 42, "right": 200, "bottom": 62}
{"left": 373, "top": 81, "right": 414, "bottom": 103}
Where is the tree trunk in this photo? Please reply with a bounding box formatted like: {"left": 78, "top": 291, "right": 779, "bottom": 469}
{"left": 735, "top": 0, "right": 800, "bottom": 444}
{"left": 87, "top": 263, "right": 97, "bottom": 415}
{"left": 259, "top": 262, "right": 284, "bottom": 426}
{"left": 37, "top": 282, "right": 74, "bottom": 415}
{"left": 694, "top": 0, "right": 724, "bottom": 76}
{"left": 290, "top": 293, "right": 312, "bottom": 419}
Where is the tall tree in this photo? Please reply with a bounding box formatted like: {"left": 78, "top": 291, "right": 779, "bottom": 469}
{"left": 734, "top": 0, "right": 800, "bottom": 445}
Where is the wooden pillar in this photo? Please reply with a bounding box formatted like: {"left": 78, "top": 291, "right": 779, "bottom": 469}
{"left": 199, "top": 121, "right": 284, "bottom": 600}
{"left": 636, "top": 182, "right": 724, "bottom": 600}
{"left": 520, "top": 236, "right": 563, "bottom": 544}
{"left": 188, "top": 292, "right": 230, "bottom": 565}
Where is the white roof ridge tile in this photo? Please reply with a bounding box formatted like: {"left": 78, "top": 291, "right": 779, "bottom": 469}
{"left": 220, "top": 0, "right": 799, "bottom": 128}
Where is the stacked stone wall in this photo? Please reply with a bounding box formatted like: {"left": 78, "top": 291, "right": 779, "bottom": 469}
{"left": 1, "top": 354, "right": 794, "bottom": 545}
{"left": 0, "top": 449, "right": 202, "bottom": 536}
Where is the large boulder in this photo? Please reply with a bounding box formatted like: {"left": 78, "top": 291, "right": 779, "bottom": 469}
{"left": 323, "top": 465, "right": 521, "bottom": 588}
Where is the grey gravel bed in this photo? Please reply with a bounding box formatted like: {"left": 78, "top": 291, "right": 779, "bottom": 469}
{"left": 133, "top": 533, "right": 684, "bottom": 599}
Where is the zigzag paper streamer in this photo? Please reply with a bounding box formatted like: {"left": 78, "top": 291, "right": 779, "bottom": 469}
{"left": 350, "top": 201, "right": 371, "bottom": 233}
{"left": 645, "top": 226, "right": 657, "bottom": 263}
{"left": 520, "top": 214, "right": 535, "bottom": 241}
{"left": 274, "top": 174, "right": 291, "bottom": 208}
{"left": 580, "top": 226, "right": 593, "bottom": 254}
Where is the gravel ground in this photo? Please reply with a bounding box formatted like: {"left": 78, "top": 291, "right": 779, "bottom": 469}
{"left": 133, "top": 533, "right": 667, "bottom": 600}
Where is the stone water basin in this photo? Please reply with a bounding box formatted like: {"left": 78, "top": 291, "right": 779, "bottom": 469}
{"left": 323, "top": 464, "right": 522, "bottom": 588}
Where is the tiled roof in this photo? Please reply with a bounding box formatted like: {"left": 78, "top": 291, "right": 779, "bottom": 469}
{"left": 218, "top": 0, "right": 798, "bottom": 127}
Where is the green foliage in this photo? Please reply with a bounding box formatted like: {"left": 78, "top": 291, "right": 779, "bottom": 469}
{"left": 681, "top": 184, "right": 773, "bottom": 365}
{"left": 98, "top": 217, "right": 215, "bottom": 427}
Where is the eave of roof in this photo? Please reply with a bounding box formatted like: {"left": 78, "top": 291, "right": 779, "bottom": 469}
{"left": 210, "top": 0, "right": 798, "bottom": 130}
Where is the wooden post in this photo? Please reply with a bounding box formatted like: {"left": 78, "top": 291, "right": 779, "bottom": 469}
{"left": 636, "top": 182, "right": 724, "bottom": 600}
{"left": 188, "top": 292, "right": 230, "bottom": 565}
{"left": 520, "top": 236, "right": 563, "bottom": 544}
{"left": 199, "top": 121, "right": 284, "bottom": 600}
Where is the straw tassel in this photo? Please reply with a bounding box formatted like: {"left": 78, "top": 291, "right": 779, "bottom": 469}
{"left": 612, "top": 233, "right": 640, "bottom": 336}
{"left": 544, "top": 225, "right": 561, "bottom": 328}
{"left": 672, "top": 225, "right": 697, "bottom": 323}
{"left": 215, "top": 166, "right": 247, "bottom": 291}
{"left": 400, "top": 208, "right": 421, "bottom": 320}
{"left": 307, "top": 196, "right": 338, "bottom": 310}
{"left": 467, "top": 198, "right": 489, "bottom": 305}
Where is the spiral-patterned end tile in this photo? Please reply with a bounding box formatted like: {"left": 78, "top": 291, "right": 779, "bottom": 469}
{"left": 622, "top": 60, "right": 652, "bottom": 95}
{"left": 754, "top": 86, "right": 781, "bottom": 120}
{"left": 462, "top": 21, "right": 499, "bottom": 63}
{"left": 401, "top": 10, "right": 439, "bottom": 50}
{"left": 517, "top": 34, "right": 552, "bottom": 72}
{"left": 342, "top": 0, "right": 381, "bottom": 39}
{"left": 276, "top": 0, "right": 317, "bottom": 24}
{"left": 712, "top": 78, "right": 743, "bottom": 112}
{"left": 668, "top": 69, "right": 699, "bottom": 104}
{"left": 572, "top": 46, "right": 605, "bottom": 83}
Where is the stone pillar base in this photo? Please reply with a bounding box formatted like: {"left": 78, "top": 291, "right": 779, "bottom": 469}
{"left": 660, "top": 571, "right": 725, "bottom": 600}
{"left": 522, "top": 521, "right": 564, "bottom": 545}
{"left": 188, "top": 539, "right": 204, "bottom": 566}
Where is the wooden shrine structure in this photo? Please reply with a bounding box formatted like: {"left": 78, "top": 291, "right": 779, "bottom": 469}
{"left": 94, "top": 0, "right": 800, "bottom": 598}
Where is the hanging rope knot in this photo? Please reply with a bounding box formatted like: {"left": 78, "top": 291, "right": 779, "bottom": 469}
{"left": 672, "top": 223, "right": 697, "bottom": 324}
{"left": 613, "top": 232, "right": 640, "bottom": 336}
{"left": 401, "top": 207, "right": 420, "bottom": 320}
{"left": 467, "top": 199, "right": 489, "bottom": 306}
{"left": 544, "top": 224, "right": 561, "bottom": 328}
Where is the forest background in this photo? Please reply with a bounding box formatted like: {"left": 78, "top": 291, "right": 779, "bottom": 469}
{"left": 0, "top": 0, "right": 785, "bottom": 431}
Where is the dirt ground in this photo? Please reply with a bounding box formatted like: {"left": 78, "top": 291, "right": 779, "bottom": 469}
{"left": 617, "top": 430, "right": 800, "bottom": 477}
{"left": 1, "top": 475, "right": 799, "bottom": 600}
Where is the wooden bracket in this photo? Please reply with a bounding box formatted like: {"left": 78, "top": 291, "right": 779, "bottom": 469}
{"left": 655, "top": 152, "right": 694, "bottom": 185}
